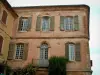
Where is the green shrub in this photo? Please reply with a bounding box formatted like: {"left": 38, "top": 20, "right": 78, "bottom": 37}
{"left": 22, "top": 63, "right": 36, "bottom": 75}
{"left": 5, "top": 64, "right": 13, "bottom": 75}
{"left": 49, "top": 56, "right": 68, "bottom": 75}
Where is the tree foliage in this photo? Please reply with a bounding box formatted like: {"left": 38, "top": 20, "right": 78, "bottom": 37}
{"left": 49, "top": 56, "right": 68, "bottom": 75}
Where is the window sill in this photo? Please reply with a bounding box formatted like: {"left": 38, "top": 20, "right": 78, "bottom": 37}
{"left": 12, "top": 59, "right": 24, "bottom": 61}
{"left": 61, "top": 30, "right": 79, "bottom": 32}
{"left": 18, "top": 31, "right": 28, "bottom": 33}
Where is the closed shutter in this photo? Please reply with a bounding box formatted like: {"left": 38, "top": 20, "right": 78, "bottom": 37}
{"left": 1, "top": 10, "right": 7, "bottom": 24}
{"left": 27, "top": 17, "right": 32, "bottom": 31}
{"left": 75, "top": 43, "right": 81, "bottom": 61}
{"left": 36, "top": 16, "right": 41, "bottom": 31}
{"left": 23, "top": 43, "right": 28, "bottom": 60}
{"left": 65, "top": 43, "right": 69, "bottom": 60}
{"left": 60, "top": 16, "right": 64, "bottom": 31}
{"left": 74, "top": 15, "right": 79, "bottom": 30}
{"left": 50, "top": 16, "right": 54, "bottom": 31}
{"left": 7, "top": 43, "right": 15, "bottom": 60}
{"left": 18, "top": 17, "right": 22, "bottom": 31}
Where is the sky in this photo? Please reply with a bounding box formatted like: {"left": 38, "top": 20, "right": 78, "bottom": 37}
{"left": 7, "top": 0, "right": 100, "bottom": 75}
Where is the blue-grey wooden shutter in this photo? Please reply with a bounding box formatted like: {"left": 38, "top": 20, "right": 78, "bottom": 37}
{"left": 36, "top": 16, "right": 41, "bottom": 31}
{"left": 8, "top": 43, "right": 15, "bottom": 60}
{"left": 50, "top": 16, "right": 54, "bottom": 31}
{"left": 27, "top": 17, "right": 32, "bottom": 31}
{"left": 65, "top": 43, "right": 69, "bottom": 60}
{"left": 23, "top": 43, "right": 28, "bottom": 60}
{"left": 75, "top": 43, "right": 81, "bottom": 61}
{"left": 60, "top": 16, "right": 64, "bottom": 31}
{"left": 74, "top": 15, "right": 79, "bottom": 30}
{"left": 18, "top": 17, "right": 22, "bottom": 31}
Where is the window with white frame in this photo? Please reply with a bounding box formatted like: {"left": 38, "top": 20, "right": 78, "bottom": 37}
{"left": 64, "top": 17, "right": 73, "bottom": 30}
{"left": 42, "top": 16, "right": 50, "bottom": 31}
{"left": 40, "top": 43, "right": 48, "bottom": 59}
{"left": 18, "top": 17, "right": 32, "bottom": 31}
{"left": 15, "top": 43, "right": 24, "bottom": 59}
{"left": 65, "top": 43, "right": 81, "bottom": 61}
{"left": 21, "top": 18, "right": 28, "bottom": 31}
{"left": 36, "top": 16, "right": 54, "bottom": 31}
{"left": 60, "top": 16, "right": 79, "bottom": 31}
{"left": 68, "top": 44, "right": 75, "bottom": 61}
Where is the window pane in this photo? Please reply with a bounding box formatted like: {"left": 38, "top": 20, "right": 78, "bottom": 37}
{"left": 69, "top": 44, "right": 75, "bottom": 61}
{"left": 40, "top": 44, "right": 48, "bottom": 59}
{"left": 42, "top": 17, "right": 50, "bottom": 31}
{"left": 21, "top": 18, "right": 28, "bottom": 31}
{"left": 64, "top": 17, "right": 73, "bottom": 30}
{"left": 15, "top": 44, "right": 24, "bottom": 59}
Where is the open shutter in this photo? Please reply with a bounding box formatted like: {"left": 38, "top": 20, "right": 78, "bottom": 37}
{"left": 60, "top": 16, "right": 64, "bottom": 31}
{"left": 75, "top": 43, "right": 81, "bottom": 61}
{"left": 7, "top": 43, "right": 15, "bottom": 60}
{"left": 18, "top": 17, "right": 22, "bottom": 31}
{"left": 50, "top": 16, "right": 54, "bottom": 31}
{"left": 27, "top": 17, "right": 32, "bottom": 31}
{"left": 74, "top": 15, "right": 79, "bottom": 30}
{"left": 23, "top": 43, "right": 28, "bottom": 60}
{"left": 65, "top": 43, "right": 69, "bottom": 60}
{"left": 36, "top": 16, "right": 41, "bottom": 31}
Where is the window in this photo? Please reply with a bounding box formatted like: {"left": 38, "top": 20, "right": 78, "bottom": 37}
{"left": 68, "top": 44, "right": 75, "bottom": 61}
{"left": 42, "top": 16, "right": 50, "bottom": 31}
{"left": 40, "top": 43, "right": 48, "bottom": 59}
{"left": 15, "top": 43, "right": 24, "bottom": 59}
{"left": 0, "top": 35, "right": 3, "bottom": 54}
{"left": 36, "top": 16, "right": 54, "bottom": 31}
{"left": 18, "top": 17, "right": 32, "bottom": 31}
{"left": 65, "top": 43, "right": 81, "bottom": 61}
{"left": 39, "top": 43, "right": 49, "bottom": 67}
{"left": 60, "top": 15, "right": 79, "bottom": 31}
{"left": 1, "top": 10, "right": 7, "bottom": 24}
{"left": 8, "top": 43, "right": 28, "bottom": 60}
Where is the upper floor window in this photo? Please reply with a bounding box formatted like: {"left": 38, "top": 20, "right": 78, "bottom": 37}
{"left": 1, "top": 10, "right": 7, "bottom": 24}
{"left": 18, "top": 17, "right": 32, "bottom": 31}
{"left": 36, "top": 16, "right": 54, "bottom": 31}
{"left": 0, "top": 35, "right": 3, "bottom": 54}
{"left": 42, "top": 16, "right": 50, "bottom": 31}
{"left": 60, "top": 15, "right": 79, "bottom": 31}
{"left": 8, "top": 43, "right": 28, "bottom": 60}
{"left": 65, "top": 43, "right": 81, "bottom": 61}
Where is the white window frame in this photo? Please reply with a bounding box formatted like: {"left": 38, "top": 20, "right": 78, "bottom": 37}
{"left": 20, "top": 17, "right": 29, "bottom": 31}
{"left": 40, "top": 44, "right": 48, "bottom": 59}
{"left": 68, "top": 44, "right": 75, "bottom": 61}
{"left": 64, "top": 17, "right": 74, "bottom": 30}
{"left": 41, "top": 16, "right": 50, "bottom": 32}
{"left": 15, "top": 43, "right": 24, "bottom": 59}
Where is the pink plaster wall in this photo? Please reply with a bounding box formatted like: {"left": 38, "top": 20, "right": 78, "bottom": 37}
{"left": 8, "top": 6, "right": 91, "bottom": 72}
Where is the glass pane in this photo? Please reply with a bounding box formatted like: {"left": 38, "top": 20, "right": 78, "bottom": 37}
{"left": 64, "top": 17, "right": 73, "bottom": 30}
{"left": 42, "top": 17, "right": 49, "bottom": 31}
{"left": 15, "top": 44, "right": 24, "bottom": 59}
{"left": 69, "top": 44, "right": 75, "bottom": 61}
{"left": 40, "top": 44, "right": 48, "bottom": 59}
